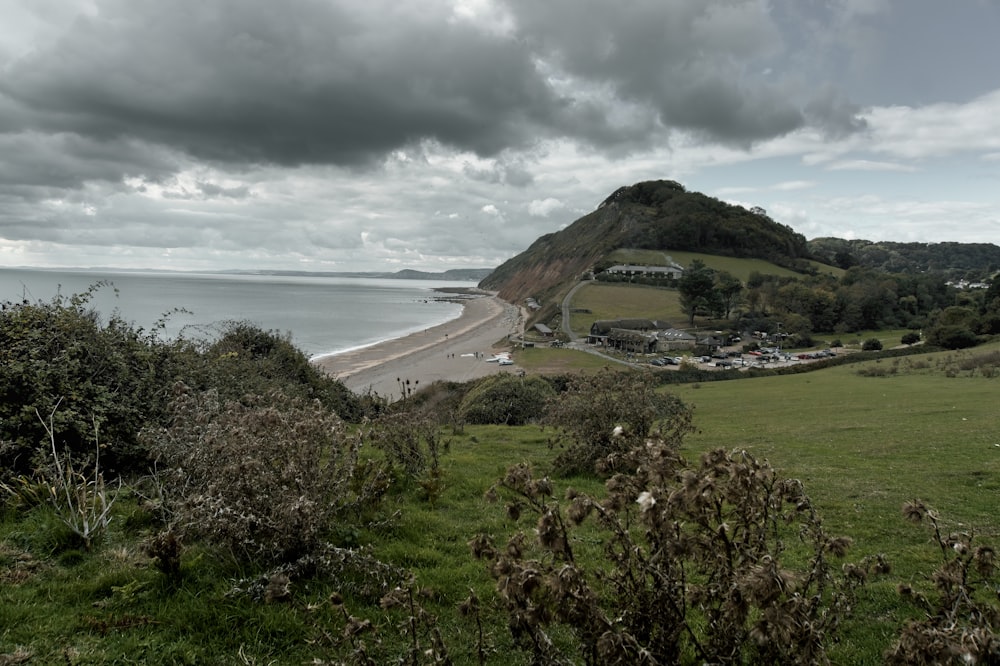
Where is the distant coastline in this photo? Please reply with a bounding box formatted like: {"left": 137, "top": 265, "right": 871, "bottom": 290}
{"left": 1, "top": 268, "right": 480, "bottom": 359}
{"left": 9, "top": 265, "right": 494, "bottom": 282}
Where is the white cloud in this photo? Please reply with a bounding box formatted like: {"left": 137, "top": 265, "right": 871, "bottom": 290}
{"left": 827, "top": 160, "right": 917, "bottom": 172}
{"left": 527, "top": 197, "right": 565, "bottom": 216}
{"left": 771, "top": 180, "right": 817, "bottom": 191}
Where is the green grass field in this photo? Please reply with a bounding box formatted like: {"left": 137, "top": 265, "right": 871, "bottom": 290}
{"left": 3, "top": 343, "right": 998, "bottom": 663}
{"left": 608, "top": 248, "right": 845, "bottom": 281}
{"left": 568, "top": 282, "right": 686, "bottom": 333}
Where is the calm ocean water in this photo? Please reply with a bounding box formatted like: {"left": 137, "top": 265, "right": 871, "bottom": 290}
{"left": 0, "top": 268, "right": 472, "bottom": 358}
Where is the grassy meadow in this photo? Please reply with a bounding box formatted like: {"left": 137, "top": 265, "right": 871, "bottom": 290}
{"left": 4, "top": 342, "right": 997, "bottom": 663}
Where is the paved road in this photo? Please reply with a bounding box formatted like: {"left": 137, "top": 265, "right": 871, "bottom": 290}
{"left": 558, "top": 279, "right": 637, "bottom": 368}
{"left": 560, "top": 279, "right": 592, "bottom": 342}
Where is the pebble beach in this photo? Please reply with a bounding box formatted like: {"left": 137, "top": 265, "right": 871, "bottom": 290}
{"left": 312, "top": 291, "right": 523, "bottom": 400}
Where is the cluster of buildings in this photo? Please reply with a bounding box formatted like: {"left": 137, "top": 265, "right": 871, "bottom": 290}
{"left": 585, "top": 319, "right": 724, "bottom": 354}
{"left": 602, "top": 262, "right": 684, "bottom": 280}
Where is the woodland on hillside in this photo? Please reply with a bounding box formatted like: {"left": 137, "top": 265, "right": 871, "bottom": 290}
{"left": 808, "top": 237, "right": 1000, "bottom": 277}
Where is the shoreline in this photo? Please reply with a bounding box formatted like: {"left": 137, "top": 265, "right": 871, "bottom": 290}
{"left": 313, "top": 291, "right": 524, "bottom": 400}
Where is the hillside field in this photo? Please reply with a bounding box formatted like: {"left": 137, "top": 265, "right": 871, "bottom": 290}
{"left": 2, "top": 339, "right": 998, "bottom": 663}
{"left": 607, "top": 248, "right": 845, "bottom": 281}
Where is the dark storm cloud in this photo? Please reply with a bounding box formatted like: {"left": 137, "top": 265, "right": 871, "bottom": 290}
{"left": 0, "top": 0, "right": 858, "bottom": 181}
{"left": 2, "top": 0, "right": 560, "bottom": 169}
{"left": 505, "top": 0, "right": 820, "bottom": 144}
{"left": 0, "top": 132, "right": 177, "bottom": 190}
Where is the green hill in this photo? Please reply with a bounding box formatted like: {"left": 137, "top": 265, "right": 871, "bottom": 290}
{"left": 480, "top": 179, "right": 816, "bottom": 308}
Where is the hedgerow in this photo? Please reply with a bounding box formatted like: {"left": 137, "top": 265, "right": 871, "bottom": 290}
{"left": 0, "top": 287, "right": 366, "bottom": 481}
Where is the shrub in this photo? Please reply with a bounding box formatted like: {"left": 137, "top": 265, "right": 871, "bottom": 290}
{"left": 925, "top": 324, "right": 979, "bottom": 350}
{"left": 474, "top": 442, "right": 880, "bottom": 664}
{"left": 886, "top": 501, "right": 1000, "bottom": 664}
{"left": 457, "top": 374, "right": 555, "bottom": 425}
{"left": 362, "top": 411, "right": 450, "bottom": 505}
{"left": 901, "top": 331, "right": 921, "bottom": 346}
{"left": 195, "top": 322, "right": 365, "bottom": 421}
{"left": 543, "top": 369, "right": 692, "bottom": 477}
{"left": 149, "top": 386, "right": 390, "bottom": 564}
{"left": 0, "top": 284, "right": 177, "bottom": 476}
{"left": 861, "top": 338, "right": 883, "bottom": 351}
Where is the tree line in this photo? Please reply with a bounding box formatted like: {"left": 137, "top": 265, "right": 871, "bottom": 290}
{"left": 677, "top": 261, "right": 1000, "bottom": 348}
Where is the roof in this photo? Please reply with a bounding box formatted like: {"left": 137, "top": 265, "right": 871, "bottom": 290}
{"left": 607, "top": 328, "right": 657, "bottom": 343}
{"left": 606, "top": 264, "right": 683, "bottom": 274}
{"left": 590, "top": 318, "right": 663, "bottom": 334}
{"left": 659, "top": 328, "right": 696, "bottom": 341}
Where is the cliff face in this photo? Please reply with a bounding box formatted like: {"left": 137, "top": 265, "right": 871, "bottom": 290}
{"left": 479, "top": 201, "right": 627, "bottom": 304}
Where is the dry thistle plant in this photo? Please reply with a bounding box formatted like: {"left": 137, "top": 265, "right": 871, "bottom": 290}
{"left": 474, "top": 433, "right": 880, "bottom": 664}
{"left": 362, "top": 411, "right": 449, "bottom": 505}
{"left": 885, "top": 501, "right": 1000, "bottom": 664}
{"left": 148, "top": 384, "right": 391, "bottom": 564}
{"left": 543, "top": 369, "right": 693, "bottom": 477}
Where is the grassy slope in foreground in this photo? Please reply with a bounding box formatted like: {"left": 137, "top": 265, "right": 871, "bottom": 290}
{"left": 672, "top": 344, "right": 1000, "bottom": 581}
{"left": 2, "top": 344, "right": 998, "bottom": 663}
{"left": 664, "top": 342, "right": 1000, "bottom": 662}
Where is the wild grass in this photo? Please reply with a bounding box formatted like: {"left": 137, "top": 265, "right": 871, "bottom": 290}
{"left": 513, "top": 346, "right": 617, "bottom": 373}
{"left": 3, "top": 343, "right": 998, "bottom": 663}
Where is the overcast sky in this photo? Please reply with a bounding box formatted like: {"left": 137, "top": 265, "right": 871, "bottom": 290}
{"left": 1, "top": 0, "right": 999, "bottom": 272}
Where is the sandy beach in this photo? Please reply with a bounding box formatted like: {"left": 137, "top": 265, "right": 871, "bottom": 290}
{"left": 313, "top": 291, "right": 524, "bottom": 400}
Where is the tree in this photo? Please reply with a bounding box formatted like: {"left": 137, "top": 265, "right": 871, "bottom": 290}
{"left": 862, "top": 338, "right": 883, "bottom": 351}
{"left": 926, "top": 325, "right": 978, "bottom": 349}
{"left": 678, "top": 260, "right": 716, "bottom": 325}
{"left": 715, "top": 270, "right": 743, "bottom": 318}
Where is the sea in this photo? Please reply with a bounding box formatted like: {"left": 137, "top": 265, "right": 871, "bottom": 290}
{"left": 0, "top": 267, "right": 474, "bottom": 359}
